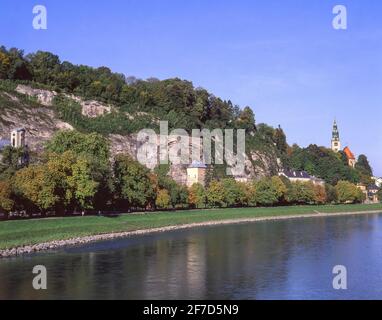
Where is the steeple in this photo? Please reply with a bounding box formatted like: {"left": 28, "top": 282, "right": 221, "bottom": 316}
{"left": 331, "top": 120, "right": 341, "bottom": 152}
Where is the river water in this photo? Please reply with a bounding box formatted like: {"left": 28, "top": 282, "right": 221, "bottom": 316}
{"left": 1, "top": 213, "right": 382, "bottom": 300}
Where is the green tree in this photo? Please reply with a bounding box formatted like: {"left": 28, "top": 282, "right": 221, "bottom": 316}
{"left": 236, "top": 182, "right": 256, "bottom": 207}
{"left": 355, "top": 155, "right": 373, "bottom": 184}
{"left": 356, "top": 155, "right": 373, "bottom": 176}
{"left": 154, "top": 164, "right": 188, "bottom": 208}
{"left": 114, "top": 155, "right": 155, "bottom": 210}
{"left": 26, "top": 50, "right": 61, "bottom": 85}
{"left": 273, "top": 125, "right": 288, "bottom": 157}
{"left": 67, "top": 157, "right": 99, "bottom": 210}
{"left": 46, "top": 130, "right": 110, "bottom": 164}
{"left": 222, "top": 179, "right": 244, "bottom": 207}
{"left": 271, "top": 176, "right": 287, "bottom": 203}
{"left": 188, "top": 183, "right": 207, "bottom": 208}
{"left": 0, "top": 146, "right": 28, "bottom": 180}
{"left": 313, "top": 184, "right": 327, "bottom": 204}
{"left": 0, "top": 50, "right": 11, "bottom": 79}
{"left": 13, "top": 151, "right": 100, "bottom": 215}
{"left": 289, "top": 144, "right": 360, "bottom": 185}
{"left": 325, "top": 184, "right": 338, "bottom": 204}
{"left": 206, "top": 180, "right": 226, "bottom": 207}
{"left": 46, "top": 130, "right": 112, "bottom": 210}
{"left": 254, "top": 178, "right": 278, "bottom": 206}
{"left": 287, "top": 182, "right": 316, "bottom": 204}
{"left": 235, "top": 106, "right": 256, "bottom": 132}
{"left": 155, "top": 189, "right": 171, "bottom": 209}
{"left": 0, "top": 180, "right": 14, "bottom": 218}
{"left": 13, "top": 164, "right": 58, "bottom": 214}
{"left": 335, "top": 181, "right": 364, "bottom": 204}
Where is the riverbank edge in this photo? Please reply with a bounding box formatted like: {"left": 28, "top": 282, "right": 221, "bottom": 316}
{"left": 1, "top": 209, "right": 381, "bottom": 258}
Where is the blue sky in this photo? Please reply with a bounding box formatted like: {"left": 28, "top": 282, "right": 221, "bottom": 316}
{"left": 1, "top": 0, "right": 381, "bottom": 176}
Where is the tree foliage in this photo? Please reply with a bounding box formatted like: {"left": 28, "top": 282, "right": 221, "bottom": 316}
{"left": 289, "top": 144, "right": 360, "bottom": 185}
{"left": 335, "top": 181, "right": 364, "bottom": 204}
{"left": 113, "top": 154, "right": 155, "bottom": 210}
{"left": 188, "top": 183, "right": 207, "bottom": 209}
{"left": 0, "top": 180, "right": 14, "bottom": 214}
{"left": 155, "top": 189, "right": 171, "bottom": 209}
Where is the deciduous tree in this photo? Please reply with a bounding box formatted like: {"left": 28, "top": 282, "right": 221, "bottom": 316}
{"left": 155, "top": 189, "right": 171, "bottom": 209}
{"left": 188, "top": 183, "right": 207, "bottom": 208}
{"left": 335, "top": 181, "right": 364, "bottom": 204}
{"left": 0, "top": 180, "right": 14, "bottom": 217}
{"left": 114, "top": 155, "right": 155, "bottom": 210}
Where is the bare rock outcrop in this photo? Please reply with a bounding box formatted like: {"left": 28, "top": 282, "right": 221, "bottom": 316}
{"left": 2, "top": 86, "right": 278, "bottom": 183}
{"left": 15, "top": 84, "right": 112, "bottom": 118}
{"left": 16, "top": 85, "right": 58, "bottom": 106}
{"left": 63, "top": 94, "right": 112, "bottom": 118}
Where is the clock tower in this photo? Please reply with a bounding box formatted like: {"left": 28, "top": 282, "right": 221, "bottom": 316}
{"left": 331, "top": 120, "right": 341, "bottom": 153}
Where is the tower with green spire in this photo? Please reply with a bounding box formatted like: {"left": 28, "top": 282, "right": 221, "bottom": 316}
{"left": 331, "top": 120, "right": 341, "bottom": 152}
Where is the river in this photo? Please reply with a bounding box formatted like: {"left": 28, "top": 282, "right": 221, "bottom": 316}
{"left": 1, "top": 213, "right": 382, "bottom": 300}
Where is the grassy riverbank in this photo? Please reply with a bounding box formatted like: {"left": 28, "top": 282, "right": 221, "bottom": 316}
{"left": 1, "top": 203, "right": 382, "bottom": 250}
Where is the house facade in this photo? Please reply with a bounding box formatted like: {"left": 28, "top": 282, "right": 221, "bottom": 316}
{"left": 278, "top": 169, "right": 325, "bottom": 186}
{"left": 186, "top": 161, "right": 207, "bottom": 188}
{"left": 343, "top": 146, "right": 356, "bottom": 168}
{"left": 357, "top": 184, "right": 380, "bottom": 204}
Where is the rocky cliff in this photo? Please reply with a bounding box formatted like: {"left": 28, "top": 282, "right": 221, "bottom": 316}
{"left": 0, "top": 84, "right": 278, "bottom": 183}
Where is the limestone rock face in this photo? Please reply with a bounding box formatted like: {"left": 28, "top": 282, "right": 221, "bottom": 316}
{"left": 1, "top": 86, "right": 278, "bottom": 183}
{"left": 63, "top": 94, "right": 112, "bottom": 118}
{"left": 81, "top": 101, "right": 111, "bottom": 117}
{"left": 16, "top": 85, "right": 57, "bottom": 106}
{"left": 16, "top": 84, "right": 112, "bottom": 118}
{"left": 0, "top": 91, "right": 73, "bottom": 151}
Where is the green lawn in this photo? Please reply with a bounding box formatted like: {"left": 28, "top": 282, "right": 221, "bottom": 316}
{"left": 1, "top": 203, "right": 382, "bottom": 250}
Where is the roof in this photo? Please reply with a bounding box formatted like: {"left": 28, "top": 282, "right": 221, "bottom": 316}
{"left": 343, "top": 146, "right": 355, "bottom": 160}
{"left": 188, "top": 161, "right": 207, "bottom": 169}
{"left": 280, "top": 170, "right": 312, "bottom": 179}
{"left": 368, "top": 184, "right": 379, "bottom": 191}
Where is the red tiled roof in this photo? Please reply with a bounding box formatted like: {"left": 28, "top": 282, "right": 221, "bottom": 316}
{"left": 343, "top": 146, "right": 355, "bottom": 160}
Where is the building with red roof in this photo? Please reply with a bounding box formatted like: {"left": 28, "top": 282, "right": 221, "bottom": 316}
{"left": 343, "top": 146, "right": 356, "bottom": 168}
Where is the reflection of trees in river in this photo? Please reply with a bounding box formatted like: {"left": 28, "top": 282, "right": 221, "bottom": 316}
{"left": 0, "top": 214, "right": 379, "bottom": 299}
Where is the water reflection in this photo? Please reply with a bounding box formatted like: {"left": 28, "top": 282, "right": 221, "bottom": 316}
{"left": 0, "top": 213, "right": 382, "bottom": 300}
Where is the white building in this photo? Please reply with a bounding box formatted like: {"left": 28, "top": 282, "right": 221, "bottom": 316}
{"left": 278, "top": 169, "right": 325, "bottom": 186}
{"left": 11, "top": 128, "right": 26, "bottom": 148}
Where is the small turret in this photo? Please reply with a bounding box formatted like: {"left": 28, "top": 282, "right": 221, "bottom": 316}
{"left": 11, "top": 128, "right": 26, "bottom": 148}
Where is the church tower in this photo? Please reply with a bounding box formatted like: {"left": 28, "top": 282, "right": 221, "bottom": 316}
{"left": 331, "top": 120, "right": 341, "bottom": 153}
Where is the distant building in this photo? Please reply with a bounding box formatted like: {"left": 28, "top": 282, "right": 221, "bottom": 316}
{"left": 11, "top": 128, "right": 26, "bottom": 148}
{"left": 367, "top": 184, "right": 380, "bottom": 203}
{"left": 330, "top": 120, "right": 358, "bottom": 168}
{"left": 186, "top": 161, "right": 207, "bottom": 187}
{"left": 278, "top": 169, "right": 325, "bottom": 186}
{"left": 343, "top": 146, "right": 356, "bottom": 168}
{"left": 331, "top": 120, "right": 341, "bottom": 153}
{"left": 357, "top": 184, "right": 380, "bottom": 204}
